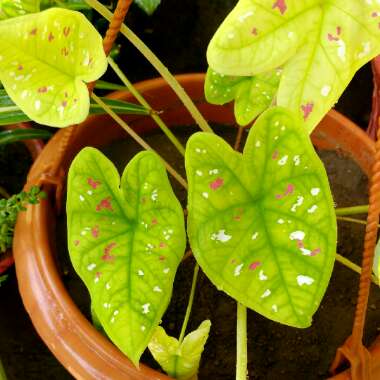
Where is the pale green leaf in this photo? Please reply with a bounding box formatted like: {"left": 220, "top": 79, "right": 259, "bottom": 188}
{"left": 185, "top": 107, "right": 337, "bottom": 328}
{"left": 67, "top": 148, "right": 186, "bottom": 365}
{"left": 148, "top": 320, "right": 211, "bottom": 380}
{"left": 134, "top": 0, "right": 161, "bottom": 15}
{"left": 205, "top": 67, "right": 281, "bottom": 126}
{"left": 0, "top": 8, "right": 107, "bottom": 127}
{"left": 0, "top": 0, "right": 40, "bottom": 20}
{"left": 373, "top": 239, "right": 380, "bottom": 281}
{"left": 207, "top": 0, "right": 380, "bottom": 132}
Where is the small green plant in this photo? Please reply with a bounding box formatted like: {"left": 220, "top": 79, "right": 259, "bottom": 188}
{"left": 0, "top": 185, "right": 46, "bottom": 253}
{"left": 2, "top": 0, "right": 380, "bottom": 379}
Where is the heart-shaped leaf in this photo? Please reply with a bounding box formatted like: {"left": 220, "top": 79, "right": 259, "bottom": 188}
{"left": 134, "top": 0, "right": 161, "bottom": 15}
{"left": 0, "top": 8, "right": 107, "bottom": 127}
{"left": 207, "top": 0, "right": 380, "bottom": 132}
{"left": 67, "top": 148, "right": 186, "bottom": 365}
{"left": 148, "top": 320, "right": 211, "bottom": 380}
{"left": 185, "top": 107, "right": 337, "bottom": 328}
{"left": 205, "top": 67, "right": 281, "bottom": 126}
{"left": 0, "top": 0, "right": 39, "bottom": 20}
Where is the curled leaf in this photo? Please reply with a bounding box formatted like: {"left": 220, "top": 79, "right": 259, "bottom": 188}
{"left": 148, "top": 320, "right": 211, "bottom": 380}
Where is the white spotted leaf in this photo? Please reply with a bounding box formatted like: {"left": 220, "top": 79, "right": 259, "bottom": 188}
{"left": 0, "top": 0, "right": 39, "bottom": 20}
{"left": 207, "top": 0, "right": 380, "bottom": 132}
{"left": 185, "top": 107, "right": 337, "bottom": 328}
{"left": 148, "top": 320, "right": 211, "bottom": 380}
{"left": 0, "top": 8, "right": 107, "bottom": 127}
{"left": 134, "top": 0, "right": 161, "bottom": 15}
{"left": 205, "top": 67, "right": 281, "bottom": 126}
{"left": 67, "top": 148, "right": 186, "bottom": 365}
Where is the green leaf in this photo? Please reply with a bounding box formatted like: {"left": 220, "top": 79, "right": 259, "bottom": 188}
{"left": 207, "top": 0, "right": 380, "bottom": 132}
{"left": 148, "top": 320, "right": 211, "bottom": 380}
{"left": 0, "top": 275, "right": 8, "bottom": 286}
{"left": 0, "top": 0, "right": 40, "bottom": 20}
{"left": 134, "top": 0, "right": 161, "bottom": 15}
{"left": 205, "top": 67, "right": 281, "bottom": 126}
{"left": 0, "top": 128, "right": 52, "bottom": 145}
{"left": 0, "top": 8, "right": 107, "bottom": 128}
{"left": 67, "top": 148, "right": 186, "bottom": 365}
{"left": 95, "top": 80, "right": 126, "bottom": 91}
{"left": 0, "top": 89, "right": 148, "bottom": 126}
{"left": 185, "top": 107, "right": 337, "bottom": 328}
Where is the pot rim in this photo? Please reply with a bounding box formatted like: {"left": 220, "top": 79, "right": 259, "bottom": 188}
{"left": 13, "top": 74, "right": 377, "bottom": 380}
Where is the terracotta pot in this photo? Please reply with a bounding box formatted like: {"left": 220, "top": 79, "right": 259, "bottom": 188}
{"left": 0, "top": 123, "right": 44, "bottom": 275}
{"left": 13, "top": 74, "right": 379, "bottom": 379}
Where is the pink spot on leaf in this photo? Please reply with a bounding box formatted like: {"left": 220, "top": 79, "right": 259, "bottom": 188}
{"left": 151, "top": 218, "right": 158, "bottom": 225}
{"left": 252, "top": 27, "right": 258, "bottom": 35}
{"left": 159, "top": 242, "right": 167, "bottom": 249}
{"left": 91, "top": 226, "right": 99, "bottom": 238}
{"left": 159, "top": 255, "right": 166, "bottom": 261}
{"left": 95, "top": 271, "right": 102, "bottom": 280}
{"left": 276, "top": 183, "right": 295, "bottom": 199}
{"left": 48, "top": 32, "right": 54, "bottom": 42}
{"left": 61, "top": 100, "right": 67, "bottom": 108}
{"left": 272, "top": 0, "right": 287, "bottom": 14}
{"left": 38, "top": 86, "right": 48, "bottom": 93}
{"left": 249, "top": 261, "right": 261, "bottom": 270}
{"left": 102, "top": 242, "right": 116, "bottom": 262}
{"left": 301, "top": 102, "right": 314, "bottom": 120}
{"left": 30, "top": 28, "right": 37, "bottom": 36}
{"left": 17, "top": 65, "right": 23, "bottom": 71}
{"left": 310, "top": 248, "right": 321, "bottom": 257}
{"left": 74, "top": 240, "right": 80, "bottom": 246}
{"left": 96, "top": 197, "right": 113, "bottom": 212}
{"left": 327, "top": 33, "right": 339, "bottom": 42}
{"left": 61, "top": 47, "right": 69, "bottom": 56}
{"left": 272, "top": 150, "right": 279, "bottom": 160}
{"left": 210, "top": 178, "right": 224, "bottom": 190}
{"left": 88, "top": 178, "right": 101, "bottom": 189}
{"left": 63, "top": 27, "right": 71, "bottom": 37}
{"left": 296, "top": 240, "right": 304, "bottom": 249}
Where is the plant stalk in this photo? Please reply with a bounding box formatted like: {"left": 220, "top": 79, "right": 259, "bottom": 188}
{"left": 179, "top": 263, "right": 200, "bottom": 343}
{"left": 91, "top": 93, "right": 188, "bottom": 189}
{"left": 335, "top": 205, "right": 369, "bottom": 216}
{"left": 236, "top": 303, "right": 248, "bottom": 380}
{"left": 0, "top": 186, "right": 10, "bottom": 199}
{"left": 85, "top": 0, "right": 213, "bottom": 134}
{"left": 0, "top": 359, "right": 7, "bottom": 380}
{"left": 107, "top": 57, "right": 186, "bottom": 156}
{"left": 335, "top": 253, "right": 378, "bottom": 285}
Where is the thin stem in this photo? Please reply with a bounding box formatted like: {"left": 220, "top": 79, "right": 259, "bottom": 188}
{"left": 336, "top": 216, "right": 380, "bottom": 228}
{"left": 91, "top": 93, "right": 188, "bottom": 189}
{"left": 179, "top": 263, "right": 200, "bottom": 343}
{"left": 0, "top": 359, "right": 7, "bottom": 380}
{"left": 108, "top": 57, "right": 186, "bottom": 156}
{"left": 234, "top": 125, "right": 244, "bottom": 151}
{"left": 85, "top": 0, "right": 213, "bottom": 134}
{"left": 335, "top": 205, "right": 369, "bottom": 216}
{"left": 335, "top": 253, "right": 378, "bottom": 285}
{"left": 236, "top": 303, "right": 248, "bottom": 380}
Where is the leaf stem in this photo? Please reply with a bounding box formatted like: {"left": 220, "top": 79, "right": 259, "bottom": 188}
{"left": 236, "top": 303, "right": 248, "bottom": 380}
{"left": 91, "top": 93, "right": 188, "bottom": 189}
{"left": 179, "top": 263, "right": 200, "bottom": 343}
{"left": 0, "top": 359, "right": 7, "bottom": 380}
{"left": 84, "top": 0, "right": 213, "bottom": 133}
{"left": 335, "top": 205, "right": 369, "bottom": 216}
{"left": 336, "top": 216, "right": 380, "bottom": 228}
{"left": 107, "top": 57, "right": 186, "bottom": 156}
{"left": 0, "top": 186, "right": 10, "bottom": 199}
{"left": 335, "top": 253, "right": 378, "bottom": 285}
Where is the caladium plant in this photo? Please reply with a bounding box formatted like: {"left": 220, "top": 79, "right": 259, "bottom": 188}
{"left": 186, "top": 107, "right": 337, "bottom": 328}
{"left": 207, "top": 0, "right": 380, "bottom": 132}
{"left": 67, "top": 148, "right": 186, "bottom": 365}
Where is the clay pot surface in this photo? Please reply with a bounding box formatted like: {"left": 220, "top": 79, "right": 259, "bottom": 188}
{"left": 13, "top": 74, "right": 378, "bottom": 379}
